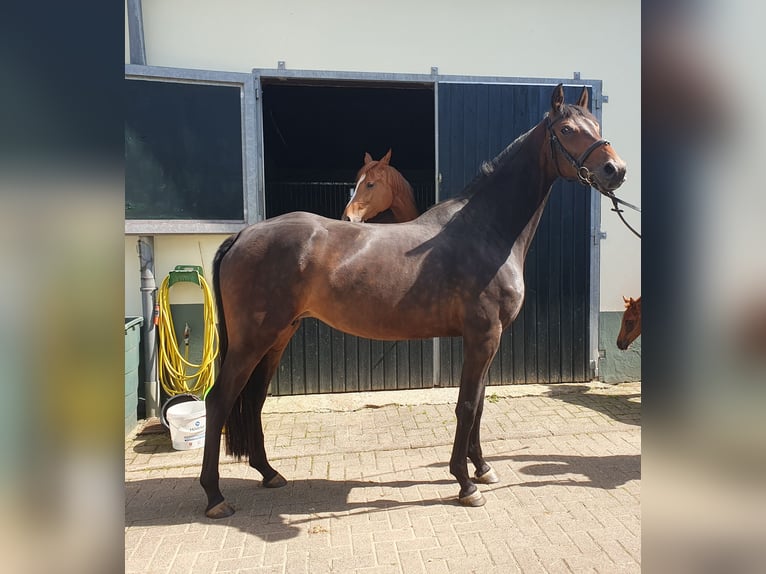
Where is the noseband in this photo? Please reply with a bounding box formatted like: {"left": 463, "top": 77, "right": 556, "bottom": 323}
{"left": 546, "top": 115, "right": 610, "bottom": 189}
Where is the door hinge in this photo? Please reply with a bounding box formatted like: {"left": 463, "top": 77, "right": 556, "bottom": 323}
{"left": 595, "top": 94, "right": 609, "bottom": 110}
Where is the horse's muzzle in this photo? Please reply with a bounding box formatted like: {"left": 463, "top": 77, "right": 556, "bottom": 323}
{"left": 594, "top": 160, "right": 627, "bottom": 193}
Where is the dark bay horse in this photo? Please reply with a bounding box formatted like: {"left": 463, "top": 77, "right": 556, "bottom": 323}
{"left": 342, "top": 149, "right": 420, "bottom": 223}
{"left": 201, "top": 84, "right": 627, "bottom": 518}
{"left": 617, "top": 296, "right": 642, "bottom": 350}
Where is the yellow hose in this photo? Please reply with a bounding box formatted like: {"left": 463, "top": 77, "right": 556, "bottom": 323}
{"left": 157, "top": 272, "right": 219, "bottom": 399}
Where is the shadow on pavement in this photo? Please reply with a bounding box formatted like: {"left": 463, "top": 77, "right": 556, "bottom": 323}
{"left": 545, "top": 384, "right": 641, "bottom": 426}
{"left": 504, "top": 452, "right": 640, "bottom": 489}
{"left": 126, "top": 475, "right": 456, "bottom": 541}
{"left": 426, "top": 452, "right": 640, "bottom": 491}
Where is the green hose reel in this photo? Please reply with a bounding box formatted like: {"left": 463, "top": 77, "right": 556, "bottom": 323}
{"left": 167, "top": 265, "right": 205, "bottom": 287}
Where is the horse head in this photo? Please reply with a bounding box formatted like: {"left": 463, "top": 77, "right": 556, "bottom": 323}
{"left": 546, "top": 84, "right": 627, "bottom": 195}
{"left": 617, "top": 296, "right": 642, "bottom": 350}
{"left": 342, "top": 150, "right": 418, "bottom": 223}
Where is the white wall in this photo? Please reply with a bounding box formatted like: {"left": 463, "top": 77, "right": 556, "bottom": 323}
{"left": 127, "top": 0, "right": 640, "bottom": 312}
{"left": 125, "top": 235, "right": 230, "bottom": 317}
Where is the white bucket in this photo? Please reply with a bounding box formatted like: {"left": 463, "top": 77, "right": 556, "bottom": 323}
{"left": 166, "top": 400, "right": 206, "bottom": 450}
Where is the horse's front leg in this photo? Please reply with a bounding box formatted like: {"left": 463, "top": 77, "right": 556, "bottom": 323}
{"left": 449, "top": 325, "right": 501, "bottom": 507}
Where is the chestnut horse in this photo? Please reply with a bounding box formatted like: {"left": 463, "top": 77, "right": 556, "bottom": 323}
{"left": 617, "top": 296, "right": 642, "bottom": 350}
{"left": 201, "top": 84, "right": 627, "bottom": 518}
{"left": 342, "top": 149, "right": 420, "bottom": 223}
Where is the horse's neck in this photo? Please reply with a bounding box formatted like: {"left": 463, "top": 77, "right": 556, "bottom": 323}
{"left": 469, "top": 131, "right": 557, "bottom": 256}
{"left": 389, "top": 184, "right": 419, "bottom": 222}
{"left": 416, "top": 123, "right": 558, "bottom": 259}
{"left": 509, "top": 188, "right": 554, "bottom": 263}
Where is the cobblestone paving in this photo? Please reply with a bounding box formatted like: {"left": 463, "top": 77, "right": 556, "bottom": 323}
{"left": 126, "top": 382, "right": 640, "bottom": 573}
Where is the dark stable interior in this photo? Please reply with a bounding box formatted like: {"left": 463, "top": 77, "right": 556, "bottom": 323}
{"left": 261, "top": 82, "right": 436, "bottom": 219}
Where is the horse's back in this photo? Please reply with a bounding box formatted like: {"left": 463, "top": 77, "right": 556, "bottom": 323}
{"left": 220, "top": 211, "right": 429, "bottom": 285}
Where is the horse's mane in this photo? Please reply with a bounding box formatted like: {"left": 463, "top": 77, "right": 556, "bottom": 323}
{"left": 452, "top": 103, "right": 589, "bottom": 200}
{"left": 478, "top": 127, "right": 534, "bottom": 176}
{"left": 456, "top": 125, "right": 535, "bottom": 199}
{"left": 389, "top": 164, "right": 414, "bottom": 193}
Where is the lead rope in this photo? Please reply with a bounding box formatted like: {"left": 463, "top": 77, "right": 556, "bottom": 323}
{"left": 604, "top": 191, "right": 641, "bottom": 239}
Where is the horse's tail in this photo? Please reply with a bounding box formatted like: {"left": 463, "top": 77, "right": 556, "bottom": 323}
{"left": 212, "top": 232, "right": 240, "bottom": 367}
{"left": 225, "top": 374, "right": 263, "bottom": 460}
{"left": 213, "top": 231, "right": 259, "bottom": 460}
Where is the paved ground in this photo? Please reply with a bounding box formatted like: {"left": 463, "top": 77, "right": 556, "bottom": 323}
{"left": 125, "top": 381, "right": 641, "bottom": 573}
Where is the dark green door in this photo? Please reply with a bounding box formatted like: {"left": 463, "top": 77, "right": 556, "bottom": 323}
{"left": 437, "top": 82, "right": 593, "bottom": 385}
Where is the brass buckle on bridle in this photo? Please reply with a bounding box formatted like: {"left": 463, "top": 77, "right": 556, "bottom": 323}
{"left": 577, "top": 166, "right": 595, "bottom": 187}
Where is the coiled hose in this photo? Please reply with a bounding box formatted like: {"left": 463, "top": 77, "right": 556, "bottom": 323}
{"left": 157, "top": 271, "right": 219, "bottom": 399}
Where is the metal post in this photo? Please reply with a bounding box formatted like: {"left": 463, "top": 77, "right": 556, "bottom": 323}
{"left": 137, "top": 236, "right": 159, "bottom": 418}
{"left": 126, "top": 0, "right": 147, "bottom": 66}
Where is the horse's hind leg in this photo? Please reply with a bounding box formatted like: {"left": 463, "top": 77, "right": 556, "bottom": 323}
{"left": 467, "top": 385, "right": 499, "bottom": 485}
{"left": 201, "top": 322, "right": 298, "bottom": 519}
{"left": 200, "top": 349, "right": 264, "bottom": 519}
{"left": 244, "top": 345, "right": 293, "bottom": 488}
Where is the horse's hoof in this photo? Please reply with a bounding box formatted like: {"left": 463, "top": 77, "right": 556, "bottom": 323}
{"left": 205, "top": 501, "right": 235, "bottom": 519}
{"left": 458, "top": 489, "right": 486, "bottom": 507}
{"left": 475, "top": 466, "right": 499, "bottom": 484}
{"left": 263, "top": 472, "right": 287, "bottom": 488}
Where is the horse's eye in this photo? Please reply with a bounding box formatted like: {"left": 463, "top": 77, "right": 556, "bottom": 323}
{"left": 560, "top": 126, "right": 573, "bottom": 135}
{"left": 366, "top": 182, "right": 375, "bottom": 189}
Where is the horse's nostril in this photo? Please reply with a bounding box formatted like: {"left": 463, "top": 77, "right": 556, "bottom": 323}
{"left": 604, "top": 162, "right": 616, "bottom": 176}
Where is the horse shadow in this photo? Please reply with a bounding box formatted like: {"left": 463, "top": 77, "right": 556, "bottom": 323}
{"left": 543, "top": 383, "right": 641, "bottom": 427}
{"left": 125, "top": 474, "right": 456, "bottom": 541}
{"left": 425, "top": 451, "right": 640, "bottom": 492}
{"left": 498, "top": 453, "right": 641, "bottom": 489}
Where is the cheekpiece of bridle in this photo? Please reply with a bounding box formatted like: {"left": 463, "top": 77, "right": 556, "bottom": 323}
{"left": 546, "top": 114, "right": 641, "bottom": 239}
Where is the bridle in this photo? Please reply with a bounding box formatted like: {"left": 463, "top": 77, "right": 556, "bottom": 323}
{"left": 546, "top": 114, "right": 609, "bottom": 187}
{"left": 546, "top": 114, "right": 642, "bottom": 239}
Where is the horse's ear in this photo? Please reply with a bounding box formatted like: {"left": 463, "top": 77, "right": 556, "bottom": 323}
{"left": 551, "top": 83, "right": 565, "bottom": 113}
{"left": 364, "top": 152, "right": 373, "bottom": 164}
{"left": 623, "top": 296, "right": 630, "bottom": 307}
{"left": 577, "top": 86, "right": 589, "bottom": 110}
{"left": 380, "top": 149, "right": 392, "bottom": 165}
